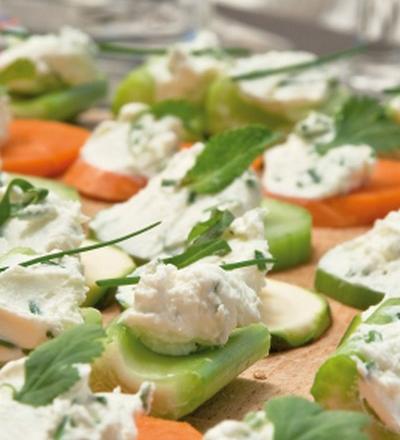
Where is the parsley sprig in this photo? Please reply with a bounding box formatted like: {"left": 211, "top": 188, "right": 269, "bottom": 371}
{"left": 0, "top": 178, "right": 48, "bottom": 228}
{"left": 316, "top": 95, "right": 400, "bottom": 156}
{"left": 13, "top": 324, "right": 105, "bottom": 406}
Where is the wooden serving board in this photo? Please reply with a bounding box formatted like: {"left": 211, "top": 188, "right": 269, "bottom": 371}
{"left": 81, "top": 196, "right": 367, "bottom": 432}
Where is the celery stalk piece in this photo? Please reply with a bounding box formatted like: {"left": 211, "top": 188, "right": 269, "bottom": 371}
{"left": 260, "top": 279, "right": 331, "bottom": 350}
{"left": 205, "top": 76, "right": 291, "bottom": 134}
{"left": 112, "top": 67, "right": 155, "bottom": 114}
{"left": 91, "top": 323, "right": 270, "bottom": 419}
{"left": 262, "top": 198, "right": 312, "bottom": 272}
{"left": 80, "top": 240, "right": 135, "bottom": 307}
{"left": 312, "top": 298, "right": 400, "bottom": 440}
{"left": 80, "top": 307, "right": 102, "bottom": 325}
{"left": 4, "top": 173, "right": 79, "bottom": 201}
{"left": 10, "top": 80, "right": 107, "bottom": 121}
{"left": 315, "top": 268, "right": 384, "bottom": 310}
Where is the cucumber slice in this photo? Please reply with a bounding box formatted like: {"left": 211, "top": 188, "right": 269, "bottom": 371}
{"left": 205, "top": 76, "right": 290, "bottom": 134}
{"left": 112, "top": 67, "right": 155, "bottom": 114}
{"left": 5, "top": 173, "right": 79, "bottom": 201}
{"left": 312, "top": 298, "right": 400, "bottom": 440}
{"left": 262, "top": 198, "right": 312, "bottom": 272}
{"left": 259, "top": 279, "right": 331, "bottom": 350}
{"left": 91, "top": 323, "right": 270, "bottom": 419}
{"left": 80, "top": 240, "right": 135, "bottom": 307}
{"left": 315, "top": 268, "right": 384, "bottom": 310}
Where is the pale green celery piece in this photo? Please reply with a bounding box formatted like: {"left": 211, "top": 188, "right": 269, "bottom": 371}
{"left": 112, "top": 67, "right": 155, "bottom": 114}
{"left": 11, "top": 79, "right": 108, "bottom": 121}
{"left": 4, "top": 173, "right": 79, "bottom": 201}
{"left": 205, "top": 76, "right": 291, "bottom": 134}
{"left": 80, "top": 239, "right": 135, "bottom": 307}
{"left": 315, "top": 268, "right": 384, "bottom": 310}
{"left": 260, "top": 279, "right": 331, "bottom": 351}
{"left": 0, "top": 58, "right": 65, "bottom": 96}
{"left": 312, "top": 298, "right": 400, "bottom": 440}
{"left": 90, "top": 323, "right": 270, "bottom": 419}
{"left": 262, "top": 198, "right": 312, "bottom": 272}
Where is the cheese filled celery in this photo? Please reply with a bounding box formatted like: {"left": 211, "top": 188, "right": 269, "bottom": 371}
{"left": 315, "top": 210, "right": 400, "bottom": 309}
{"left": 312, "top": 298, "right": 400, "bottom": 439}
{"left": 0, "top": 27, "right": 106, "bottom": 120}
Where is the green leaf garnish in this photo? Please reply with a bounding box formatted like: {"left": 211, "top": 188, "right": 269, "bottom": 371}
{"left": 182, "top": 125, "right": 281, "bottom": 194}
{"left": 14, "top": 324, "right": 105, "bottom": 406}
{"left": 220, "top": 256, "right": 275, "bottom": 271}
{"left": 316, "top": 95, "right": 400, "bottom": 155}
{"left": 188, "top": 209, "right": 234, "bottom": 245}
{"left": 230, "top": 46, "right": 366, "bottom": 81}
{"left": 96, "top": 275, "right": 141, "bottom": 288}
{"left": 263, "top": 396, "right": 369, "bottom": 440}
{"left": 0, "top": 221, "right": 161, "bottom": 272}
{"left": 0, "top": 178, "right": 48, "bottom": 228}
{"left": 150, "top": 99, "right": 205, "bottom": 136}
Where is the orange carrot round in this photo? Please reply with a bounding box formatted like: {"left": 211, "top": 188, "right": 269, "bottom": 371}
{"left": 2, "top": 119, "right": 90, "bottom": 177}
{"left": 136, "top": 415, "right": 202, "bottom": 440}
{"left": 265, "top": 160, "right": 400, "bottom": 227}
{"left": 63, "top": 158, "right": 147, "bottom": 202}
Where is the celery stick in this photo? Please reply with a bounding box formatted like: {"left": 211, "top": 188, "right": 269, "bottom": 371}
{"left": 11, "top": 80, "right": 107, "bottom": 121}
{"left": 91, "top": 323, "right": 270, "bottom": 419}
{"left": 262, "top": 198, "right": 312, "bottom": 271}
{"left": 312, "top": 298, "right": 400, "bottom": 440}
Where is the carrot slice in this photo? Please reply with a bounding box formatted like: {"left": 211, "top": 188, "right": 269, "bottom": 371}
{"left": 2, "top": 119, "right": 90, "bottom": 177}
{"left": 265, "top": 160, "right": 400, "bottom": 227}
{"left": 136, "top": 415, "right": 202, "bottom": 440}
{"left": 63, "top": 158, "right": 147, "bottom": 202}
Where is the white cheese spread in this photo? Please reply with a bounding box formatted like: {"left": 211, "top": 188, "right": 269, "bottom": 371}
{"left": 263, "top": 134, "right": 375, "bottom": 199}
{"left": 0, "top": 359, "right": 150, "bottom": 440}
{"left": 0, "top": 188, "right": 86, "bottom": 253}
{"left": 0, "top": 252, "right": 86, "bottom": 361}
{"left": 319, "top": 210, "right": 400, "bottom": 298}
{"left": 81, "top": 102, "right": 183, "bottom": 177}
{"left": 0, "top": 27, "right": 99, "bottom": 87}
{"left": 91, "top": 144, "right": 262, "bottom": 260}
{"left": 205, "top": 416, "right": 274, "bottom": 440}
{"left": 147, "top": 31, "right": 228, "bottom": 102}
{"left": 230, "top": 51, "right": 333, "bottom": 117}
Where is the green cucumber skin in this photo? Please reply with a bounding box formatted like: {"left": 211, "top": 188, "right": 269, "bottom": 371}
{"left": 11, "top": 80, "right": 107, "bottom": 121}
{"left": 270, "top": 295, "right": 331, "bottom": 351}
{"left": 112, "top": 68, "right": 155, "bottom": 115}
{"left": 315, "top": 268, "right": 384, "bottom": 310}
{"left": 5, "top": 173, "right": 79, "bottom": 201}
{"left": 312, "top": 299, "right": 400, "bottom": 440}
{"left": 262, "top": 198, "right": 312, "bottom": 272}
{"left": 91, "top": 323, "right": 270, "bottom": 419}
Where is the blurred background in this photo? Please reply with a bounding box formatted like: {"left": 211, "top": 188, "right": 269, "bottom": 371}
{"left": 1, "top": 0, "right": 399, "bottom": 94}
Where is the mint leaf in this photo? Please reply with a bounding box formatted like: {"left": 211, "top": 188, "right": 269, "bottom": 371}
{"left": 317, "top": 96, "right": 400, "bottom": 156}
{"left": 14, "top": 324, "right": 105, "bottom": 406}
{"left": 0, "top": 178, "right": 48, "bottom": 228}
{"left": 182, "top": 125, "right": 280, "bottom": 194}
{"left": 265, "top": 396, "right": 369, "bottom": 440}
{"left": 150, "top": 99, "right": 204, "bottom": 136}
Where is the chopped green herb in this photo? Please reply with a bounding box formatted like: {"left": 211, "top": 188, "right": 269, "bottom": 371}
{"left": 161, "top": 179, "right": 177, "bottom": 187}
{"left": 364, "top": 330, "right": 382, "bottom": 343}
{"left": 94, "top": 395, "right": 107, "bottom": 405}
{"left": 14, "top": 324, "right": 105, "bottom": 407}
{"left": 230, "top": 45, "right": 366, "bottom": 81}
{"left": 254, "top": 250, "right": 268, "bottom": 270}
{"left": 187, "top": 209, "right": 234, "bottom": 245}
{"left": 28, "top": 300, "right": 41, "bottom": 315}
{"left": 221, "top": 256, "right": 274, "bottom": 271}
{"left": 53, "top": 416, "right": 69, "bottom": 440}
{"left": 187, "top": 191, "right": 197, "bottom": 204}
{"left": 96, "top": 275, "right": 140, "bottom": 288}
{"left": 307, "top": 168, "right": 321, "bottom": 184}
{"left": 0, "top": 178, "right": 48, "bottom": 228}
{"left": 182, "top": 125, "right": 281, "bottom": 194}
